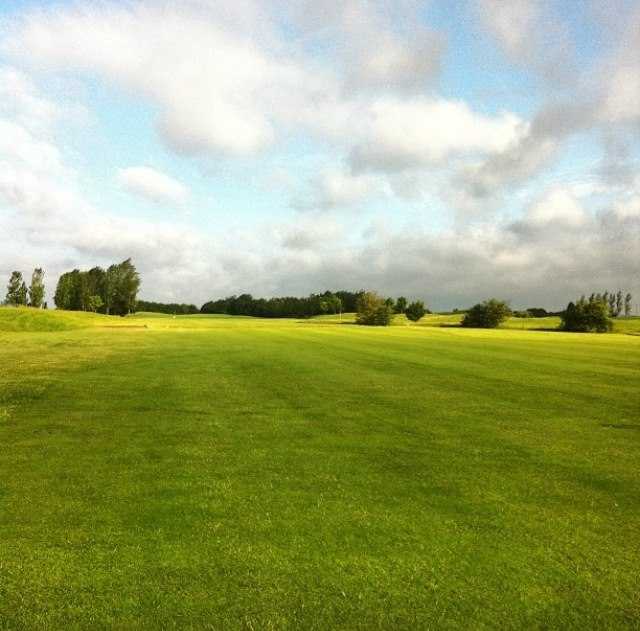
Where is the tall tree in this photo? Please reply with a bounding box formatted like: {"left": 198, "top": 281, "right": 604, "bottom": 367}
{"left": 54, "top": 272, "right": 74, "bottom": 310}
{"left": 110, "top": 259, "right": 140, "bottom": 316}
{"left": 5, "top": 271, "right": 23, "bottom": 306}
{"left": 395, "top": 296, "right": 407, "bottom": 313}
{"left": 608, "top": 292, "right": 616, "bottom": 316}
{"left": 615, "top": 290, "right": 623, "bottom": 317}
{"left": 18, "top": 282, "right": 28, "bottom": 306}
{"left": 624, "top": 292, "right": 632, "bottom": 317}
{"left": 28, "top": 268, "right": 45, "bottom": 308}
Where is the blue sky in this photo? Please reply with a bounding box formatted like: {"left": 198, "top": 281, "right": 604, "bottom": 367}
{"left": 0, "top": 0, "right": 639, "bottom": 309}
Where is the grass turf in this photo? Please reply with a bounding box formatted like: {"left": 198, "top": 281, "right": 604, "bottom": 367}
{"left": 1, "top": 307, "right": 639, "bottom": 628}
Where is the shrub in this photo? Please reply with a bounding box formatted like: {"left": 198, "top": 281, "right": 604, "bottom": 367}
{"left": 405, "top": 300, "right": 426, "bottom": 322}
{"left": 560, "top": 298, "right": 612, "bottom": 332}
{"left": 461, "top": 299, "right": 511, "bottom": 328}
{"left": 356, "top": 291, "right": 394, "bottom": 326}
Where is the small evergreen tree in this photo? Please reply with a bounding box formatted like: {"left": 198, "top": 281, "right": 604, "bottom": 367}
{"left": 5, "top": 271, "right": 23, "bottom": 306}
{"left": 356, "top": 291, "right": 394, "bottom": 326}
{"left": 405, "top": 300, "right": 426, "bottom": 322}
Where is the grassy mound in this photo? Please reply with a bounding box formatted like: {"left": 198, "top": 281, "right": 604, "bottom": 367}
{"left": 0, "top": 307, "right": 113, "bottom": 332}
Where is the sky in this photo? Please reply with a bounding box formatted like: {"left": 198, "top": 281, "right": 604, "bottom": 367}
{"left": 0, "top": 0, "right": 639, "bottom": 310}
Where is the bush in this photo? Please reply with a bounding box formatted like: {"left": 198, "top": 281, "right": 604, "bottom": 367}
{"left": 560, "top": 298, "right": 612, "bottom": 332}
{"left": 356, "top": 291, "right": 394, "bottom": 326}
{"left": 526, "top": 307, "right": 548, "bottom": 318}
{"left": 405, "top": 300, "right": 426, "bottom": 322}
{"left": 461, "top": 299, "right": 511, "bottom": 328}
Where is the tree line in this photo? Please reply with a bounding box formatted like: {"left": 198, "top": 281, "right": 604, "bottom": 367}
{"left": 202, "top": 290, "right": 355, "bottom": 318}
{"left": 137, "top": 300, "right": 199, "bottom": 315}
{"left": 200, "top": 290, "right": 431, "bottom": 321}
{"left": 4, "top": 262, "right": 634, "bottom": 334}
{"left": 54, "top": 259, "right": 140, "bottom": 316}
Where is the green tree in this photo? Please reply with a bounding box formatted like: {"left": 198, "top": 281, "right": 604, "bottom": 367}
{"left": 54, "top": 259, "right": 141, "bottom": 315}
{"left": 54, "top": 271, "right": 75, "bottom": 310}
{"left": 356, "top": 291, "right": 394, "bottom": 326}
{"left": 608, "top": 292, "right": 616, "bottom": 316}
{"left": 87, "top": 295, "right": 104, "bottom": 312}
{"left": 462, "top": 299, "right": 511, "bottom": 328}
{"left": 405, "top": 300, "right": 426, "bottom": 322}
{"left": 111, "top": 258, "right": 141, "bottom": 316}
{"left": 395, "top": 296, "right": 407, "bottom": 313}
{"left": 28, "top": 268, "right": 45, "bottom": 308}
{"left": 5, "top": 271, "right": 23, "bottom": 306}
{"left": 624, "top": 292, "right": 632, "bottom": 317}
{"left": 17, "top": 281, "right": 28, "bottom": 306}
{"left": 561, "top": 296, "right": 612, "bottom": 332}
{"left": 103, "top": 264, "right": 119, "bottom": 315}
{"left": 615, "top": 290, "right": 623, "bottom": 317}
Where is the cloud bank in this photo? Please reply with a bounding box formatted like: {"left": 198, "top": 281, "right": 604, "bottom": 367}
{"left": 0, "top": 1, "right": 638, "bottom": 310}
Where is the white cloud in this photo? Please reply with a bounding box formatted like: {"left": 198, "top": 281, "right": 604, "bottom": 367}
{"left": 0, "top": 119, "right": 65, "bottom": 175}
{"left": 2, "top": 1, "right": 518, "bottom": 175}
{"left": 295, "top": 169, "right": 382, "bottom": 210}
{"left": 600, "top": 7, "right": 640, "bottom": 124}
{"left": 0, "top": 66, "right": 61, "bottom": 132}
{"left": 477, "top": 0, "right": 540, "bottom": 60}
{"left": 476, "top": 0, "right": 573, "bottom": 84}
{"left": 349, "top": 98, "right": 525, "bottom": 173}
{"left": 292, "top": 0, "right": 444, "bottom": 93}
{"left": 118, "top": 166, "right": 189, "bottom": 206}
{"left": 3, "top": 3, "right": 297, "bottom": 156}
{"left": 1, "top": 1, "right": 639, "bottom": 311}
{"left": 613, "top": 195, "right": 640, "bottom": 219}
{"left": 523, "top": 188, "right": 589, "bottom": 228}
{"left": 277, "top": 214, "right": 344, "bottom": 251}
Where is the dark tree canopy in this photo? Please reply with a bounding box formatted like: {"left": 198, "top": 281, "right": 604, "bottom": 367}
{"left": 405, "top": 300, "right": 427, "bottom": 322}
{"left": 137, "top": 300, "right": 199, "bottom": 315}
{"left": 202, "top": 290, "right": 362, "bottom": 319}
{"left": 54, "top": 259, "right": 140, "bottom": 316}
{"left": 462, "top": 299, "right": 511, "bottom": 328}
{"left": 561, "top": 296, "right": 612, "bottom": 333}
{"left": 5, "top": 271, "right": 26, "bottom": 306}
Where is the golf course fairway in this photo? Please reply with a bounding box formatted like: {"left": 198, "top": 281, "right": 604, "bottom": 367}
{"left": 1, "top": 308, "right": 639, "bottom": 628}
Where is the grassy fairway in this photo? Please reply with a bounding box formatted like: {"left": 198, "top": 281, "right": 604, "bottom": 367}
{"left": 1, "top": 309, "right": 639, "bottom": 628}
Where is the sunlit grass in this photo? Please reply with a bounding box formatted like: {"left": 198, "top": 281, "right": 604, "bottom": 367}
{"left": 1, "top": 307, "right": 639, "bottom": 627}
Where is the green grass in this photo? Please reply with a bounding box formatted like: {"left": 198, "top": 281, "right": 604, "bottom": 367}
{"left": 1, "top": 307, "right": 639, "bottom": 628}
